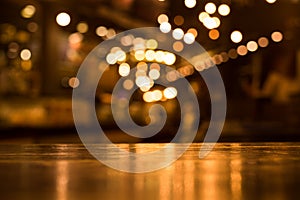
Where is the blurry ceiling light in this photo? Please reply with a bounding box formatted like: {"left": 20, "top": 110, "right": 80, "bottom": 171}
{"left": 230, "top": 30, "right": 243, "bottom": 43}
{"left": 21, "top": 60, "right": 32, "bottom": 71}
{"left": 68, "top": 32, "right": 83, "bottom": 44}
{"left": 27, "top": 22, "right": 38, "bottom": 32}
{"left": 69, "top": 77, "right": 80, "bottom": 88}
{"left": 121, "top": 35, "right": 134, "bottom": 46}
{"left": 198, "top": 12, "right": 209, "bottom": 23}
{"left": 266, "top": 0, "right": 277, "bottom": 4}
{"left": 56, "top": 12, "right": 71, "bottom": 27}
{"left": 159, "top": 22, "right": 171, "bottom": 33}
{"left": 187, "top": 28, "right": 198, "bottom": 38}
{"left": 213, "top": 54, "right": 222, "bottom": 65}
{"left": 152, "top": 90, "right": 163, "bottom": 101}
{"left": 143, "top": 92, "right": 154, "bottom": 103}
{"left": 220, "top": 52, "right": 229, "bottom": 62}
{"left": 172, "top": 28, "right": 184, "bottom": 40}
{"left": 163, "top": 87, "right": 177, "bottom": 99}
{"left": 96, "top": 26, "right": 108, "bottom": 37}
{"left": 115, "top": 50, "right": 126, "bottom": 62}
{"left": 203, "top": 17, "right": 219, "bottom": 29}
{"left": 123, "top": 79, "right": 134, "bottom": 90}
{"left": 145, "top": 50, "right": 156, "bottom": 61}
{"left": 146, "top": 39, "right": 158, "bottom": 49}
{"left": 155, "top": 51, "right": 165, "bottom": 62}
{"left": 150, "top": 63, "right": 160, "bottom": 70}
{"left": 106, "top": 28, "right": 116, "bottom": 39}
{"left": 119, "top": 63, "right": 131, "bottom": 77}
{"left": 209, "top": 29, "right": 220, "bottom": 40}
{"left": 228, "top": 49, "right": 238, "bottom": 59}
{"left": 218, "top": 4, "right": 230, "bottom": 16}
{"left": 237, "top": 45, "right": 248, "bottom": 56}
{"left": 183, "top": 33, "right": 195, "bottom": 44}
{"left": 184, "top": 0, "right": 197, "bottom": 8}
{"left": 174, "top": 15, "right": 184, "bottom": 26}
{"left": 149, "top": 69, "right": 160, "bottom": 80}
{"left": 157, "top": 14, "right": 169, "bottom": 24}
{"left": 140, "top": 85, "right": 152, "bottom": 92}
{"left": 136, "top": 62, "right": 148, "bottom": 71}
{"left": 136, "top": 76, "right": 152, "bottom": 88}
{"left": 106, "top": 53, "right": 117, "bottom": 65}
{"left": 110, "top": 46, "right": 121, "bottom": 53}
{"left": 166, "top": 71, "right": 180, "bottom": 82}
{"left": 163, "top": 52, "right": 176, "bottom": 65}
{"left": 271, "top": 31, "right": 283, "bottom": 42}
{"left": 77, "top": 22, "right": 88, "bottom": 33}
{"left": 205, "top": 2, "right": 216, "bottom": 14}
{"left": 258, "top": 37, "right": 269, "bottom": 47}
{"left": 134, "top": 50, "right": 145, "bottom": 61}
{"left": 21, "top": 5, "right": 36, "bottom": 18}
{"left": 173, "top": 41, "right": 184, "bottom": 52}
{"left": 136, "top": 69, "right": 147, "bottom": 77}
{"left": 20, "top": 49, "right": 31, "bottom": 60}
{"left": 246, "top": 41, "right": 258, "bottom": 52}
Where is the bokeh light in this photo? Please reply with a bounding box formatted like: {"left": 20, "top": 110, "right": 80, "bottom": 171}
{"left": 271, "top": 31, "right": 283, "bottom": 42}
{"left": 183, "top": 33, "right": 195, "bottom": 44}
{"left": 146, "top": 39, "right": 158, "bottom": 50}
{"left": 77, "top": 22, "right": 89, "bottom": 33}
{"left": 228, "top": 49, "right": 238, "bottom": 59}
{"left": 230, "top": 30, "right": 243, "bottom": 43}
{"left": 237, "top": 45, "right": 248, "bottom": 56}
{"left": 218, "top": 4, "right": 230, "bottom": 16}
{"left": 163, "top": 87, "right": 177, "bottom": 99}
{"left": 246, "top": 41, "right": 258, "bottom": 52}
{"left": 20, "top": 49, "right": 31, "bottom": 61}
{"left": 172, "top": 28, "right": 184, "bottom": 40}
{"left": 149, "top": 69, "right": 160, "bottom": 80}
{"left": 174, "top": 15, "right": 184, "bottom": 26}
{"left": 266, "top": 0, "right": 277, "bottom": 4}
{"left": 159, "top": 22, "right": 171, "bottom": 33}
{"left": 209, "top": 29, "right": 220, "bottom": 40}
{"left": 21, "top": 5, "right": 36, "bottom": 19}
{"left": 187, "top": 28, "right": 198, "bottom": 38}
{"left": 96, "top": 26, "right": 108, "bottom": 37}
{"left": 258, "top": 37, "right": 269, "bottom": 47}
{"left": 205, "top": 2, "right": 216, "bottom": 14}
{"left": 184, "top": 0, "right": 197, "bottom": 9}
{"left": 123, "top": 79, "right": 134, "bottom": 90}
{"left": 56, "top": 12, "right": 71, "bottom": 27}
{"left": 157, "top": 14, "right": 169, "bottom": 24}
{"left": 118, "top": 63, "right": 131, "bottom": 77}
{"left": 198, "top": 12, "right": 209, "bottom": 23}
{"left": 173, "top": 41, "right": 184, "bottom": 52}
{"left": 68, "top": 77, "right": 80, "bottom": 88}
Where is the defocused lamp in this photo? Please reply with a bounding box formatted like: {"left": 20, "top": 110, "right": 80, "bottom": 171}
{"left": 21, "top": 5, "right": 36, "bottom": 18}
{"left": 157, "top": 14, "right": 169, "bottom": 24}
{"left": 218, "top": 4, "right": 230, "bottom": 16}
{"left": 237, "top": 45, "right": 248, "bottom": 56}
{"left": 183, "top": 33, "right": 195, "bottom": 44}
{"left": 205, "top": 3, "right": 216, "bottom": 14}
{"left": 271, "top": 31, "right": 283, "bottom": 42}
{"left": 266, "top": 0, "right": 277, "bottom": 4}
{"left": 184, "top": 0, "right": 196, "bottom": 8}
{"left": 20, "top": 49, "right": 31, "bottom": 60}
{"left": 172, "top": 28, "right": 184, "bottom": 40}
{"left": 230, "top": 31, "right": 243, "bottom": 43}
{"left": 77, "top": 22, "right": 88, "bottom": 33}
{"left": 246, "top": 41, "right": 258, "bottom": 52}
{"left": 56, "top": 12, "right": 71, "bottom": 27}
{"left": 258, "top": 37, "right": 269, "bottom": 47}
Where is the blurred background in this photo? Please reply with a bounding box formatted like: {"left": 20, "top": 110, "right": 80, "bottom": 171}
{"left": 0, "top": 0, "right": 300, "bottom": 143}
